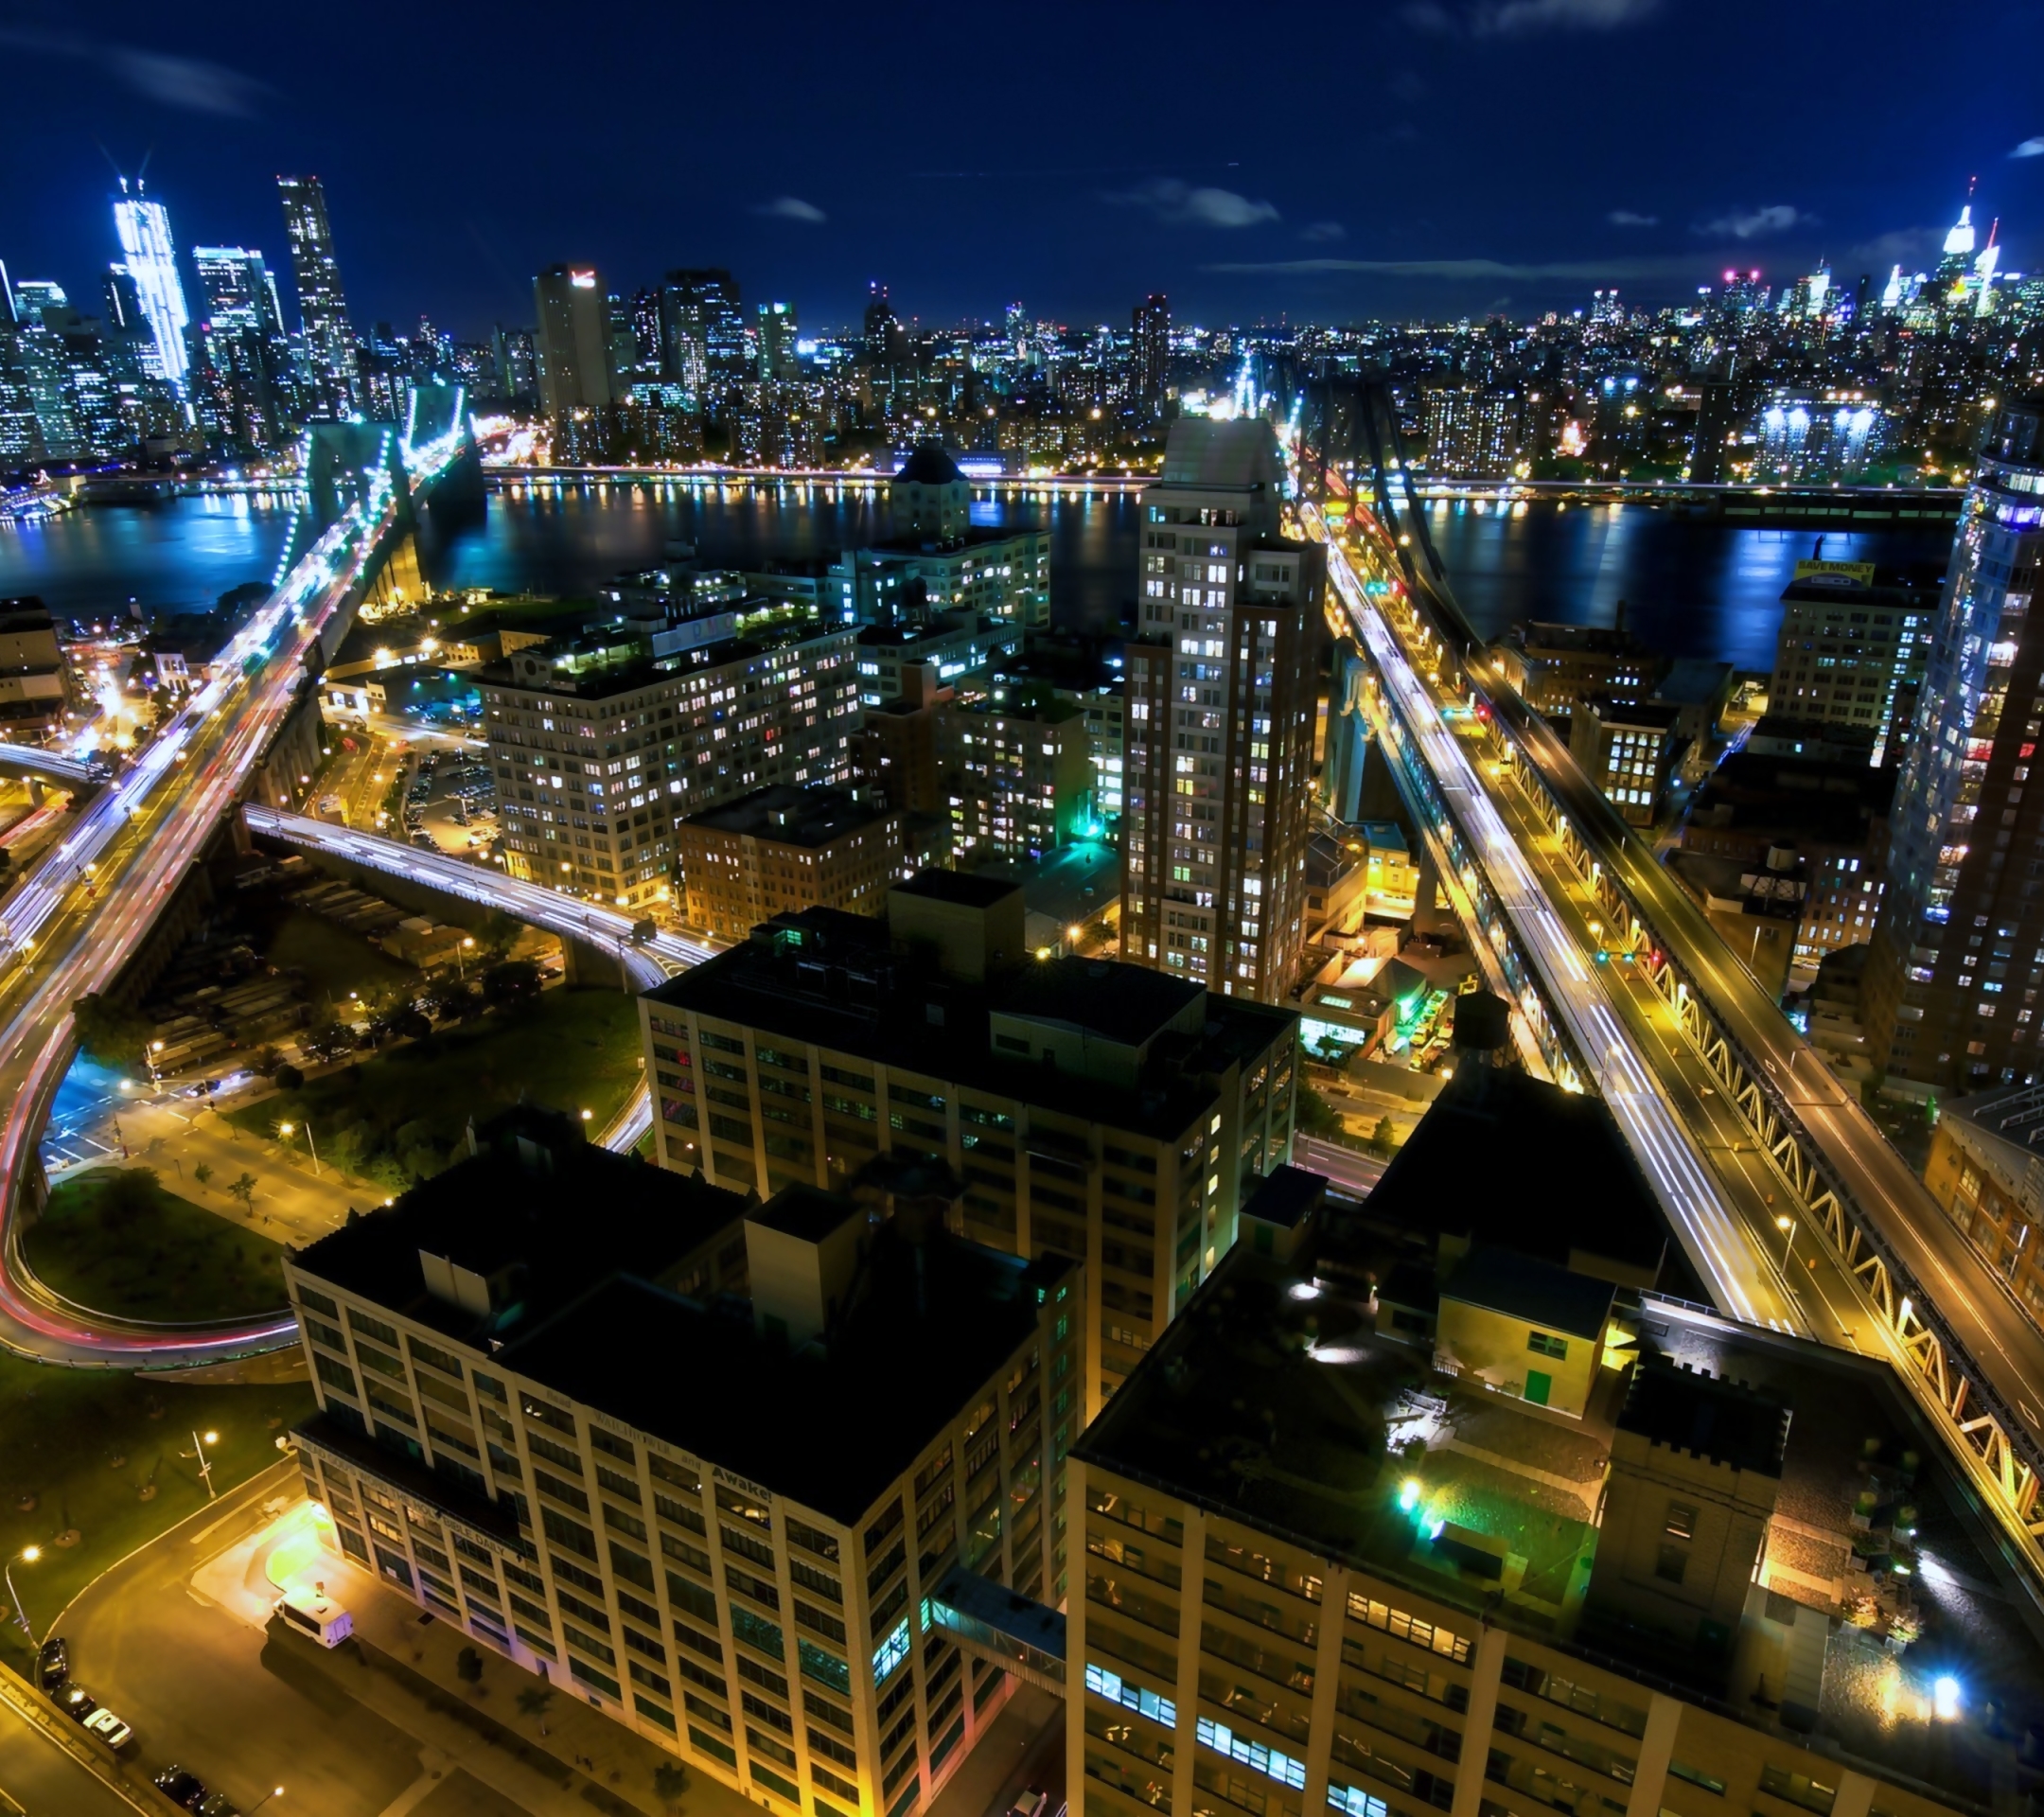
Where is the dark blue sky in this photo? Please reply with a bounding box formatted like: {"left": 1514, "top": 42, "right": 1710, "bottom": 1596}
{"left": 5, "top": 0, "right": 2043, "bottom": 339}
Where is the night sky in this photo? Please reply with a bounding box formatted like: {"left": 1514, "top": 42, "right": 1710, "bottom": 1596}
{"left": 5, "top": 0, "right": 2043, "bottom": 338}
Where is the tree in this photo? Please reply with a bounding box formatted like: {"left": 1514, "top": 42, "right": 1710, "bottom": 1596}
{"left": 1367, "top": 1115, "right": 1400, "bottom": 1157}
{"left": 1295, "top": 1084, "right": 1342, "bottom": 1137}
{"left": 192, "top": 1162, "right": 213, "bottom": 1190}
{"left": 300, "top": 1021, "right": 356, "bottom": 1065}
{"left": 273, "top": 1064, "right": 305, "bottom": 1092}
{"left": 480, "top": 959, "right": 541, "bottom": 1007}
{"left": 72, "top": 994, "right": 153, "bottom": 1070}
{"left": 97, "top": 1168, "right": 161, "bottom": 1229}
{"left": 227, "top": 1173, "right": 257, "bottom": 1212}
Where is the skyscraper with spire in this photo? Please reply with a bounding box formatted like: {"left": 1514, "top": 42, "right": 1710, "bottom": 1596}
{"left": 277, "top": 175, "right": 361, "bottom": 416}
{"left": 111, "top": 177, "right": 191, "bottom": 402}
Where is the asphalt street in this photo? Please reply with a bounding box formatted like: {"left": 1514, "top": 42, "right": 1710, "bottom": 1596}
{"left": 0, "top": 1688, "right": 138, "bottom": 1817}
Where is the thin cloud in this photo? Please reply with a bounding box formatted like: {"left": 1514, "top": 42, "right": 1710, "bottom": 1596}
{"left": 756, "top": 196, "right": 826, "bottom": 223}
{"left": 1608, "top": 210, "right": 1658, "bottom": 227}
{"left": 1694, "top": 203, "right": 1806, "bottom": 239}
{"left": 2013, "top": 136, "right": 2044, "bottom": 158}
{"left": 1844, "top": 227, "right": 1933, "bottom": 267}
{"left": 0, "top": 27, "right": 270, "bottom": 115}
{"left": 1389, "top": 68, "right": 1429, "bottom": 102}
{"left": 1200, "top": 255, "right": 1707, "bottom": 280}
{"left": 1301, "top": 221, "right": 1348, "bottom": 242}
{"left": 1405, "top": 0, "right": 1657, "bottom": 32}
{"left": 1108, "top": 179, "right": 1278, "bottom": 229}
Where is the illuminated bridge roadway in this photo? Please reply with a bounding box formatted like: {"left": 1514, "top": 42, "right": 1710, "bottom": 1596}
{"left": 0, "top": 414, "right": 474, "bottom": 1369}
{"left": 1305, "top": 484, "right": 2044, "bottom": 1590}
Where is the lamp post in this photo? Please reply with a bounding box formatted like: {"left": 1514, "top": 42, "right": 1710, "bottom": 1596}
{"left": 248, "top": 1789, "right": 286, "bottom": 1812}
{"left": 148, "top": 1038, "right": 164, "bottom": 1086}
{"left": 189, "top": 1429, "right": 219, "bottom": 1500}
{"left": 279, "top": 1120, "right": 321, "bottom": 1177}
{"left": 457, "top": 935, "right": 475, "bottom": 982}
{"left": 6, "top": 1544, "right": 40, "bottom": 1636}
{"left": 1776, "top": 1214, "right": 1797, "bottom": 1269}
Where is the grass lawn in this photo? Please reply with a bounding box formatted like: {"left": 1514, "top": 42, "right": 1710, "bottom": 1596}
{"left": 0, "top": 1351, "right": 315, "bottom": 1674}
{"left": 21, "top": 1170, "right": 290, "bottom": 1322}
{"left": 266, "top": 908, "right": 417, "bottom": 1009}
{"left": 223, "top": 986, "right": 644, "bottom": 1184}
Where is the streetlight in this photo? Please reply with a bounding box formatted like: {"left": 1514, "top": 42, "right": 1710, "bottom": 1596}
{"left": 249, "top": 1790, "right": 286, "bottom": 1812}
{"left": 148, "top": 1038, "right": 165, "bottom": 1085}
{"left": 456, "top": 935, "right": 475, "bottom": 981}
{"left": 1776, "top": 1214, "right": 1797, "bottom": 1269}
{"left": 6, "top": 1544, "right": 39, "bottom": 1636}
{"left": 278, "top": 1120, "right": 321, "bottom": 1176}
{"left": 189, "top": 1429, "right": 220, "bottom": 1500}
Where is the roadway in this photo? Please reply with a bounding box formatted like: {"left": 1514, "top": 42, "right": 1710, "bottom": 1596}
{"left": 242, "top": 805, "right": 722, "bottom": 1155}
{"left": 0, "top": 429, "right": 467, "bottom": 1367}
{"left": 1503, "top": 700, "right": 2044, "bottom": 1440}
{"left": 1305, "top": 505, "right": 1805, "bottom": 1332}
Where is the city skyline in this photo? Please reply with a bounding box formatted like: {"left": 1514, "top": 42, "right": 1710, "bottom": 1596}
{"left": 3, "top": 1, "right": 2043, "bottom": 332}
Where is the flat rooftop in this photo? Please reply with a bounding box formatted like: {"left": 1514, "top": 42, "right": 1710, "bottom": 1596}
{"left": 1077, "top": 1244, "right": 2044, "bottom": 1812}
{"left": 500, "top": 1226, "right": 1069, "bottom": 1526}
{"left": 292, "top": 1107, "right": 749, "bottom": 1349}
{"left": 648, "top": 903, "right": 1294, "bottom": 1142}
{"left": 970, "top": 840, "right": 1121, "bottom": 928}
{"left": 680, "top": 784, "right": 893, "bottom": 848}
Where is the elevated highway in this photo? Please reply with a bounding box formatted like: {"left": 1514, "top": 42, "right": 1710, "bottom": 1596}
{"left": 1302, "top": 420, "right": 2044, "bottom": 1584}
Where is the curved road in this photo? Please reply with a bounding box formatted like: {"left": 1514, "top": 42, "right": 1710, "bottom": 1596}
{"left": 0, "top": 440, "right": 461, "bottom": 1367}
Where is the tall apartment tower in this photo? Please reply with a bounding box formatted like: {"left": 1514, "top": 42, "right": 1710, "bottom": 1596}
{"left": 532, "top": 265, "right": 615, "bottom": 418}
{"left": 277, "top": 175, "right": 360, "bottom": 416}
{"left": 1122, "top": 417, "right": 1324, "bottom": 1003}
{"left": 1863, "top": 395, "right": 2044, "bottom": 1091}
{"left": 1131, "top": 292, "right": 1169, "bottom": 417}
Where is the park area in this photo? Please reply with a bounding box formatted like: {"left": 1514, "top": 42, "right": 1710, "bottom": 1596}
{"left": 223, "top": 984, "right": 644, "bottom": 1188}
{"left": 21, "top": 1168, "right": 290, "bottom": 1322}
{"left": 0, "top": 1351, "right": 315, "bottom": 1678}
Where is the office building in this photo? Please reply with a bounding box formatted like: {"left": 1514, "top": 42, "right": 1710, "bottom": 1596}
{"left": 1421, "top": 383, "right": 1521, "bottom": 478}
{"left": 110, "top": 179, "right": 190, "bottom": 402}
{"left": 1753, "top": 389, "right": 1886, "bottom": 483}
{"left": 534, "top": 266, "right": 616, "bottom": 418}
{"left": 1123, "top": 417, "right": 1324, "bottom": 1003}
{"left": 640, "top": 872, "right": 1299, "bottom": 1409}
{"left": 480, "top": 609, "right": 859, "bottom": 908}
{"left": 758, "top": 303, "right": 799, "bottom": 382}
{"left": 936, "top": 696, "right": 1093, "bottom": 862}
{"left": 1864, "top": 396, "right": 2044, "bottom": 1091}
{"left": 1131, "top": 294, "right": 1168, "bottom": 418}
{"left": 1771, "top": 559, "right": 1933, "bottom": 762}
{"left": 856, "top": 665, "right": 951, "bottom": 817}
{"left": 1070, "top": 1007, "right": 2034, "bottom": 1817}
{"left": 277, "top": 175, "right": 361, "bottom": 416}
{"left": 191, "top": 246, "right": 293, "bottom": 455}
{"left": 1570, "top": 695, "right": 1684, "bottom": 826}
{"left": 661, "top": 270, "right": 748, "bottom": 404}
{"left": 0, "top": 598, "right": 73, "bottom": 739}
{"left": 677, "top": 785, "right": 909, "bottom": 938}
{"left": 284, "top": 1105, "right": 1080, "bottom": 1817}
{"left": 493, "top": 324, "right": 538, "bottom": 402}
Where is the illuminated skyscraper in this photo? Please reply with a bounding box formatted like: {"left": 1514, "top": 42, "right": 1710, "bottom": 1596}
{"left": 532, "top": 265, "right": 615, "bottom": 417}
{"left": 1862, "top": 396, "right": 2044, "bottom": 1092}
{"left": 111, "top": 179, "right": 191, "bottom": 400}
{"left": 277, "top": 175, "right": 361, "bottom": 416}
{"left": 658, "top": 269, "right": 745, "bottom": 405}
{"left": 192, "top": 248, "right": 293, "bottom": 456}
{"left": 1121, "top": 418, "right": 1324, "bottom": 1003}
{"left": 1131, "top": 292, "right": 1169, "bottom": 417}
{"left": 193, "top": 247, "right": 285, "bottom": 336}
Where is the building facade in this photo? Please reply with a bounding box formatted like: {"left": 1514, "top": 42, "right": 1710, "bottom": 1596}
{"left": 641, "top": 873, "right": 1299, "bottom": 1413}
{"left": 481, "top": 615, "right": 858, "bottom": 908}
{"left": 678, "top": 785, "right": 909, "bottom": 938}
{"left": 1770, "top": 560, "right": 1932, "bottom": 764}
{"left": 1123, "top": 418, "right": 1324, "bottom": 1004}
{"left": 277, "top": 175, "right": 360, "bottom": 416}
{"left": 936, "top": 697, "right": 1093, "bottom": 863}
{"left": 1863, "top": 397, "right": 2044, "bottom": 1090}
{"left": 535, "top": 265, "right": 616, "bottom": 419}
{"left": 283, "top": 1110, "right": 1081, "bottom": 1817}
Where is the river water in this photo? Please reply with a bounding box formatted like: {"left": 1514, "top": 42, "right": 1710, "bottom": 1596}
{"left": 0, "top": 480, "right": 1961, "bottom": 673}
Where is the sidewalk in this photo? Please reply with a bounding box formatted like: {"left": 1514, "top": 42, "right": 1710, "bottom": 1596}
{"left": 256, "top": 1503, "right": 770, "bottom": 1817}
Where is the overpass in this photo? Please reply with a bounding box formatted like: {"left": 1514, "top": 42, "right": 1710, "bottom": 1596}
{"left": 0, "top": 391, "right": 483, "bottom": 1368}
{"left": 242, "top": 806, "right": 722, "bottom": 1155}
{"left": 0, "top": 746, "right": 94, "bottom": 790}
{"left": 1300, "top": 404, "right": 2044, "bottom": 1588}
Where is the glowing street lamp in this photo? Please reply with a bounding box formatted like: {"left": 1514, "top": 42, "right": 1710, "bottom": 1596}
{"left": 188, "top": 1429, "right": 220, "bottom": 1500}
{"left": 1776, "top": 1214, "right": 1796, "bottom": 1268}
{"left": 6, "top": 1544, "right": 40, "bottom": 1635}
{"left": 278, "top": 1120, "right": 321, "bottom": 1176}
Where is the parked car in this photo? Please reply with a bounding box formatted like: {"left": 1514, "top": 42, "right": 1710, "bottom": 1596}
{"left": 81, "top": 1705, "right": 132, "bottom": 1749}
{"left": 36, "top": 1634, "right": 67, "bottom": 1689}
{"left": 153, "top": 1765, "right": 207, "bottom": 1808}
{"left": 196, "top": 1793, "right": 242, "bottom": 1817}
{"left": 57, "top": 1683, "right": 96, "bottom": 1721}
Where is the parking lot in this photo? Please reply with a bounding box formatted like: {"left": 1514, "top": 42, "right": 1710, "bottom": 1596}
{"left": 401, "top": 747, "right": 499, "bottom": 861}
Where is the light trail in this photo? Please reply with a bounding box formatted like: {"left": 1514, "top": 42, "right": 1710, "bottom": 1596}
{"left": 1306, "top": 505, "right": 1796, "bottom": 1332}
